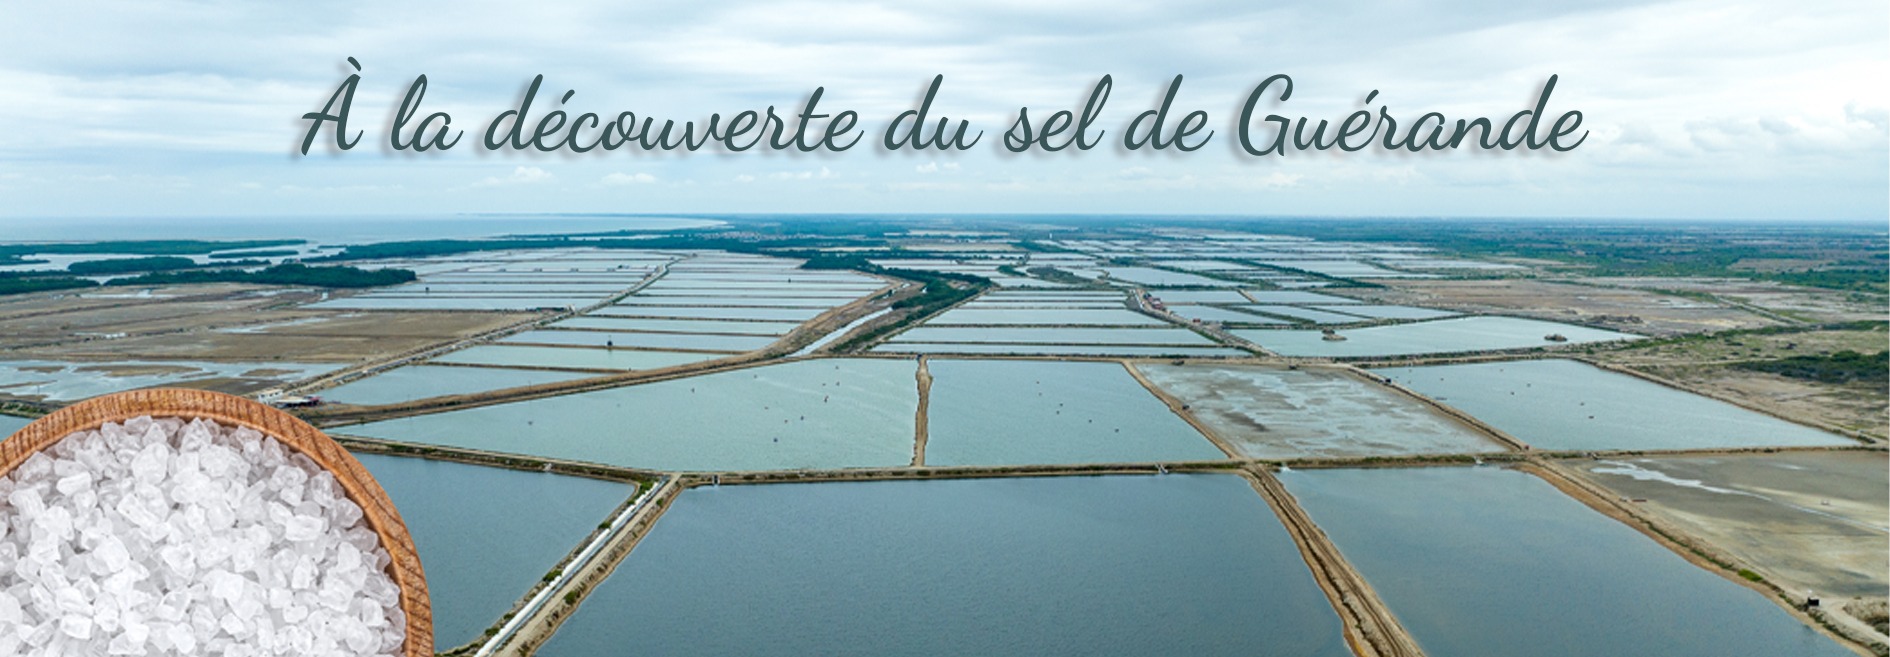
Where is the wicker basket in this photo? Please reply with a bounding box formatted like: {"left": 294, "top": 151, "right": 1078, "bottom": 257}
{"left": 0, "top": 388, "right": 432, "bottom": 656}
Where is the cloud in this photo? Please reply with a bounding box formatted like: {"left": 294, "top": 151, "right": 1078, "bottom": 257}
{"left": 767, "top": 167, "right": 838, "bottom": 181}
{"left": 1250, "top": 172, "right": 1303, "bottom": 189}
{"left": 475, "top": 166, "right": 554, "bottom": 187}
{"left": 0, "top": 0, "right": 1882, "bottom": 219}
{"left": 602, "top": 171, "right": 657, "bottom": 185}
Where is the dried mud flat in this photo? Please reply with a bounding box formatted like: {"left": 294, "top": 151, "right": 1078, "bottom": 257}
{"left": 1567, "top": 452, "right": 1888, "bottom": 604}
{"left": 1349, "top": 278, "right": 1783, "bottom": 335}
{"left": 0, "top": 284, "right": 324, "bottom": 348}
{"left": 1602, "top": 277, "right": 1888, "bottom": 324}
{"left": 13, "top": 310, "right": 529, "bottom": 362}
{"left": 1135, "top": 363, "right": 1506, "bottom": 459}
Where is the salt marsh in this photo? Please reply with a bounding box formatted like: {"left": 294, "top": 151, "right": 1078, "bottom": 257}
{"left": 1238, "top": 305, "right": 1367, "bottom": 324}
{"left": 430, "top": 345, "right": 720, "bottom": 371}
{"left": 1234, "top": 316, "right": 1638, "bottom": 357}
{"left": 1167, "top": 306, "right": 1289, "bottom": 325}
{"left": 548, "top": 317, "right": 793, "bottom": 335}
{"left": 924, "top": 307, "right": 1163, "bottom": 326}
{"left": 1379, "top": 359, "right": 1853, "bottom": 450}
{"left": 318, "top": 365, "right": 588, "bottom": 405}
{"left": 1283, "top": 467, "right": 1855, "bottom": 657}
{"left": 502, "top": 329, "right": 776, "bottom": 353}
{"left": 0, "top": 359, "right": 340, "bottom": 402}
{"left": 1138, "top": 364, "right": 1503, "bottom": 459}
{"left": 537, "top": 475, "right": 1352, "bottom": 657}
{"left": 874, "top": 343, "right": 1249, "bottom": 357}
{"left": 891, "top": 326, "right": 1220, "bottom": 345}
{"left": 590, "top": 306, "right": 825, "bottom": 321}
{"left": 924, "top": 360, "right": 1226, "bottom": 465}
{"left": 343, "top": 359, "right": 918, "bottom": 471}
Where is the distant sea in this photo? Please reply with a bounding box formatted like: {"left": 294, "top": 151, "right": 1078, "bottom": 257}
{"left": 0, "top": 215, "right": 721, "bottom": 244}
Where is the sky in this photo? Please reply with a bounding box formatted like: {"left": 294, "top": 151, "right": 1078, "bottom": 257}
{"left": 0, "top": 0, "right": 1885, "bottom": 221}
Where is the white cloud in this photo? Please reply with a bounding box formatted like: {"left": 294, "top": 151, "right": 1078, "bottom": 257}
{"left": 602, "top": 171, "right": 657, "bottom": 185}
{"left": 767, "top": 166, "right": 837, "bottom": 181}
{"left": 475, "top": 166, "right": 554, "bottom": 187}
{"left": 0, "top": 0, "right": 1881, "bottom": 219}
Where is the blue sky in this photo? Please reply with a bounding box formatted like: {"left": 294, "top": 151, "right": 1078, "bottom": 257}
{"left": 0, "top": 0, "right": 1884, "bottom": 220}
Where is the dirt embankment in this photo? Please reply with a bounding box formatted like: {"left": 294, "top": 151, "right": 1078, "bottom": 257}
{"left": 913, "top": 356, "right": 931, "bottom": 466}
{"left": 499, "top": 478, "right": 683, "bottom": 656}
{"left": 1244, "top": 467, "right": 1426, "bottom": 657}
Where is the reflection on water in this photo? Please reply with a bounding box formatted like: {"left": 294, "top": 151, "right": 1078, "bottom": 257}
{"left": 1283, "top": 466, "right": 1854, "bottom": 657}
{"left": 542, "top": 475, "right": 1352, "bottom": 657}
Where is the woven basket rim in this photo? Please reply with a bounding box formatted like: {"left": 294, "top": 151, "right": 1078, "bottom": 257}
{"left": 1, "top": 387, "right": 432, "bottom": 656}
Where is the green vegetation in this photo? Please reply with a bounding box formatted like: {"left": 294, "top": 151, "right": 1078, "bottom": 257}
{"left": 1738, "top": 569, "right": 1765, "bottom": 582}
{"left": 1189, "top": 218, "right": 1888, "bottom": 294}
{"left": 312, "top": 233, "right": 878, "bottom": 262}
{"left": 799, "top": 253, "right": 993, "bottom": 352}
{"left": 1596, "top": 323, "right": 1888, "bottom": 379}
{"left": 0, "top": 277, "right": 96, "bottom": 296}
{"left": 66, "top": 256, "right": 200, "bottom": 275}
{"left": 106, "top": 263, "right": 416, "bottom": 288}
{"left": 0, "top": 239, "right": 303, "bottom": 258}
{"left": 1735, "top": 350, "right": 1888, "bottom": 385}
{"left": 310, "top": 238, "right": 574, "bottom": 261}
{"left": 1024, "top": 266, "right": 1094, "bottom": 286}
{"left": 209, "top": 249, "right": 299, "bottom": 259}
{"left": 0, "top": 240, "right": 342, "bottom": 298}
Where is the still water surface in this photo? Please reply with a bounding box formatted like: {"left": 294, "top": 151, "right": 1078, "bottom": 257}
{"left": 540, "top": 475, "right": 1352, "bottom": 657}
{"left": 355, "top": 453, "right": 632, "bottom": 649}
{"left": 925, "top": 360, "right": 1225, "bottom": 465}
{"left": 320, "top": 365, "right": 587, "bottom": 406}
{"left": 345, "top": 359, "right": 917, "bottom": 471}
{"left": 1282, "top": 467, "right": 1855, "bottom": 657}
{"left": 1379, "top": 359, "right": 1851, "bottom": 450}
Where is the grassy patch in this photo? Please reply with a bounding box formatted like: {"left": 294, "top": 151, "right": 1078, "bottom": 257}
{"left": 106, "top": 263, "right": 416, "bottom": 288}
{"left": 67, "top": 256, "right": 202, "bottom": 275}
{"left": 1735, "top": 350, "right": 1888, "bottom": 385}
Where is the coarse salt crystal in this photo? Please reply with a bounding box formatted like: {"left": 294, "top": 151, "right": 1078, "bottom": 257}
{"left": 0, "top": 416, "right": 403, "bottom": 656}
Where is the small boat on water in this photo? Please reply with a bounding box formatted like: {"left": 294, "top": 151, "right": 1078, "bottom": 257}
{"left": 1544, "top": 333, "right": 1569, "bottom": 342}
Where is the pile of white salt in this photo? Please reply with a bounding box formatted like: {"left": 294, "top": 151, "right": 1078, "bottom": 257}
{"left": 0, "top": 416, "right": 405, "bottom": 656}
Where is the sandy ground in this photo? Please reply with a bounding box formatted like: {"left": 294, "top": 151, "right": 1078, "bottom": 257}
{"left": 1594, "top": 327, "right": 1889, "bottom": 439}
{"left": 1342, "top": 278, "right": 1783, "bottom": 335}
{"left": 14, "top": 311, "right": 527, "bottom": 362}
{"left": 1569, "top": 452, "right": 1888, "bottom": 599}
{"left": 0, "top": 285, "right": 328, "bottom": 348}
{"left": 1600, "top": 277, "right": 1888, "bottom": 324}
